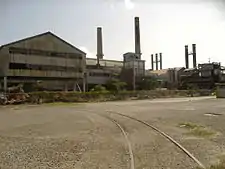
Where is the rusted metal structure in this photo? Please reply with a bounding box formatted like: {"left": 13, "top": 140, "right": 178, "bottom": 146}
{"left": 0, "top": 32, "right": 86, "bottom": 92}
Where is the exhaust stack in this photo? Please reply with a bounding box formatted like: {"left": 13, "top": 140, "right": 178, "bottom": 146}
{"left": 155, "top": 53, "right": 158, "bottom": 70}
{"left": 151, "top": 54, "right": 154, "bottom": 70}
{"left": 185, "top": 45, "right": 189, "bottom": 69}
{"left": 192, "top": 44, "right": 197, "bottom": 68}
{"left": 97, "top": 27, "right": 103, "bottom": 66}
{"left": 159, "top": 53, "right": 162, "bottom": 70}
{"left": 134, "top": 17, "right": 141, "bottom": 59}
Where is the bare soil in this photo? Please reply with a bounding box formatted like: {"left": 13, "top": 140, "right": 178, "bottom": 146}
{"left": 0, "top": 96, "right": 225, "bottom": 169}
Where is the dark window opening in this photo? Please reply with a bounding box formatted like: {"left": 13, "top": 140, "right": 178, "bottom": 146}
{"left": 89, "top": 72, "right": 110, "bottom": 77}
{"left": 9, "top": 47, "right": 83, "bottom": 59}
{"left": 9, "top": 62, "right": 83, "bottom": 72}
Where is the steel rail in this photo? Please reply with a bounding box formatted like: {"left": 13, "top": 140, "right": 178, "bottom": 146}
{"left": 108, "top": 111, "right": 206, "bottom": 169}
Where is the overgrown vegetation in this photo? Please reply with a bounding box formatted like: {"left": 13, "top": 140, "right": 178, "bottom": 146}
{"left": 179, "top": 122, "right": 216, "bottom": 137}
{"left": 105, "top": 79, "right": 127, "bottom": 92}
{"left": 196, "top": 159, "right": 225, "bottom": 169}
{"left": 2, "top": 89, "right": 212, "bottom": 105}
{"left": 137, "top": 77, "right": 158, "bottom": 90}
{"left": 90, "top": 85, "right": 108, "bottom": 92}
{"left": 9, "top": 90, "right": 189, "bottom": 104}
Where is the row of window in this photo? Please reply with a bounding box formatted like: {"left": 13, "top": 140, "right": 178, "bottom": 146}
{"left": 9, "top": 47, "right": 83, "bottom": 59}
{"left": 89, "top": 72, "right": 110, "bottom": 77}
{"left": 9, "top": 63, "right": 83, "bottom": 72}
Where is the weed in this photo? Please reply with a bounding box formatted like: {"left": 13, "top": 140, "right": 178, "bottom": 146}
{"left": 196, "top": 159, "right": 225, "bottom": 169}
{"left": 179, "top": 122, "right": 200, "bottom": 129}
{"left": 179, "top": 122, "right": 215, "bottom": 138}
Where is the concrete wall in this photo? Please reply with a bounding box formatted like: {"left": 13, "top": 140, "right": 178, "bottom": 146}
{"left": 0, "top": 48, "right": 10, "bottom": 77}
{"left": 86, "top": 68, "right": 112, "bottom": 85}
{"left": 216, "top": 85, "right": 225, "bottom": 98}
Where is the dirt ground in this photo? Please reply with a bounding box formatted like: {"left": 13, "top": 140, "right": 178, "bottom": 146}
{"left": 0, "top": 96, "right": 225, "bottom": 169}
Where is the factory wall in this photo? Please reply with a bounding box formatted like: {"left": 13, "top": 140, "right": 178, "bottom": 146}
{"left": 0, "top": 32, "right": 86, "bottom": 91}
{"left": 86, "top": 68, "right": 112, "bottom": 85}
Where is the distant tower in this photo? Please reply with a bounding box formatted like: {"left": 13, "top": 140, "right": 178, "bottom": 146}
{"left": 151, "top": 54, "right": 154, "bottom": 70}
{"left": 97, "top": 27, "right": 104, "bottom": 60}
{"left": 134, "top": 17, "right": 141, "bottom": 59}
{"left": 159, "top": 53, "right": 162, "bottom": 70}
{"left": 155, "top": 53, "right": 158, "bottom": 70}
{"left": 192, "top": 44, "right": 197, "bottom": 68}
{"left": 185, "top": 45, "right": 189, "bottom": 69}
{"left": 184, "top": 44, "right": 197, "bottom": 69}
{"left": 151, "top": 53, "right": 163, "bottom": 70}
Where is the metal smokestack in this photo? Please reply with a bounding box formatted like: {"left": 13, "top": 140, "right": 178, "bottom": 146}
{"left": 192, "top": 44, "right": 197, "bottom": 68}
{"left": 159, "top": 53, "right": 162, "bottom": 70}
{"left": 134, "top": 17, "right": 141, "bottom": 59}
{"left": 151, "top": 54, "right": 154, "bottom": 70}
{"left": 155, "top": 53, "right": 158, "bottom": 70}
{"left": 185, "top": 45, "right": 189, "bottom": 69}
{"left": 97, "top": 27, "right": 104, "bottom": 63}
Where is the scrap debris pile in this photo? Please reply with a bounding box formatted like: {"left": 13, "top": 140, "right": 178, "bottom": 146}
{"left": 0, "top": 84, "right": 29, "bottom": 105}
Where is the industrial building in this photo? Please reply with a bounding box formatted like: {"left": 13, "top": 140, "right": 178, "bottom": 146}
{"left": 2, "top": 15, "right": 222, "bottom": 92}
{"left": 0, "top": 30, "right": 126, "bottom": 92}
{"left": 0, "top": 32, "right": 86, "bottom": 92}
{"left": 0, "top": 16, "right": 160, "bottom": 92}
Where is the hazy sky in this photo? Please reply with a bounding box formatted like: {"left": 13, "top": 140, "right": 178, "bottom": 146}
{"left": 1, "top": 0, "right": 225, "bottom": 69}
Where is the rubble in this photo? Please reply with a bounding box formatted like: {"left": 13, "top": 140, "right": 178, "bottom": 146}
{"left": 0, "top": 84, "right": 29, "bottom": 105}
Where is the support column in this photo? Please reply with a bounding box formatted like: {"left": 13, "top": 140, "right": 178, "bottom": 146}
{"left": 83, "top": 73, "right": 86, "bottom": 92}
{"left": 4, "top": 76, "right": 7, "bottom": 93}
{"left": 64, "top": 83, "right": 68, "bottom": 92}
{"left": 73, "top": 82, "right": 77, "bottom": 92}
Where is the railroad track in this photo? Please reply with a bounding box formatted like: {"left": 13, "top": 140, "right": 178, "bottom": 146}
{"left": 83, "top": 110, "right": 206, "bottom": 169}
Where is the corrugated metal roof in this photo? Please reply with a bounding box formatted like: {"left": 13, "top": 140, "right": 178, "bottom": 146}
{"left": 1, "top": 31, "right": 86, "bottom": 55}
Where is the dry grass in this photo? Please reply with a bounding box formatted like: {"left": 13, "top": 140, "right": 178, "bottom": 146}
{"left": 196, "top": 160, "right": 225, "bottom": 169}
{"left": 44, "top": 102, "right": 80, "bottom": 106}
{"left": 179, "top": 122, "right": 216, "bottom": 138}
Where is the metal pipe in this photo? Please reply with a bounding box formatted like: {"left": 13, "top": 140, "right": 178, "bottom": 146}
{"left": 185, "top": 45, "right": 189, "bottom": 69}
{"left": 155, "top": 53, "right": 158, "bottom": 70}
{"left": 192, "top": 44, "right": 197, "bottom": 68}
{"left": 151, "top": 54, "right": 154, "bottom": 70}
{"left": 159, "top": 53, "right": 162, "bottom": 70}
{"left": 3, "top": 76, "right": 7, "bottom": 93}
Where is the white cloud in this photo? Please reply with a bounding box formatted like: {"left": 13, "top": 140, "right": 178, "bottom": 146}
{"left": 124, "top": 0, "right": 135, "bottom": 10}
{"left": 79, "top": 46, "right": 95, "bottom": 58}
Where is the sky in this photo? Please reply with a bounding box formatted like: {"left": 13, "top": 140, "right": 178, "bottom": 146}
{"left": 1, "top": 0, "right": 225, "bottom": 69}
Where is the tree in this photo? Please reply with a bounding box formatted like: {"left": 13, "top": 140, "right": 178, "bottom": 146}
{"left": 91, "top": 85, "right": 107, "bottom": 92}
{"left": 106, "top": 79, "right": 127, "bottom": 92}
